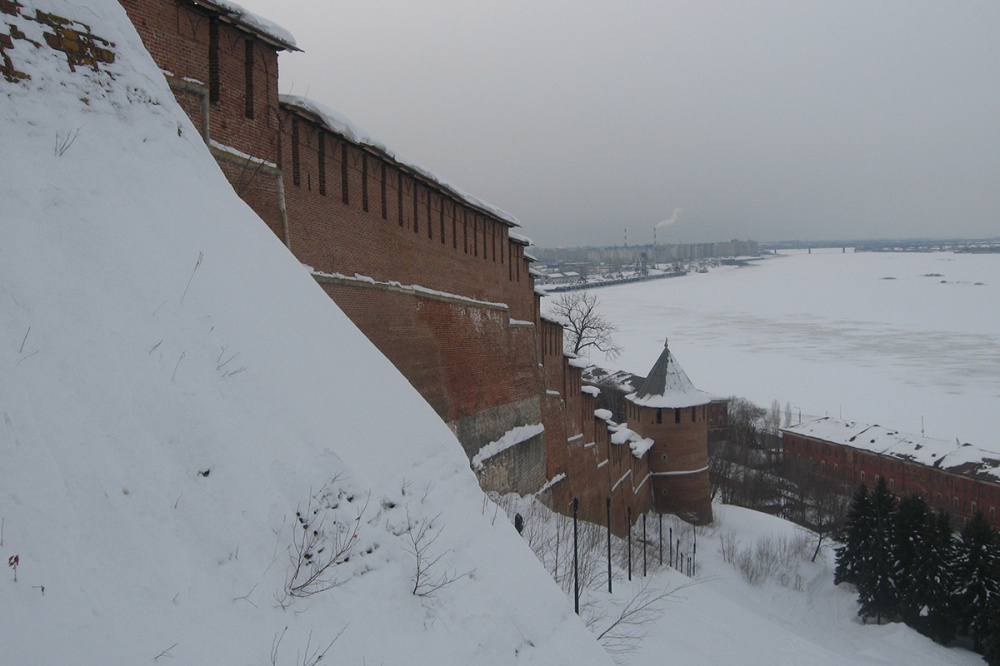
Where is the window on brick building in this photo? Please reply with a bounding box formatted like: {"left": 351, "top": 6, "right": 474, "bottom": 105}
{"left": 656, "top": 409, "right": 662, "bottom": 424}
{"left": 691, "top": 406, "right": 696, "bottom": 422}
{"left": 426, "top": 193, "right": 432, "bottom": 240}
{"left": 291, "top": 118, "right": 300, "bottom": 187}
{"left": 397, "top": 174, "right": 404, "bottom": 227}
{"left": 244, "top": 39, "right": 254, "bottom": 118}
{"left": 341, "top": 143, "right": 349, "bottom": 205}
{"left": 209, "top": 20, "right": 220, "bottom": 103}
{"left": 317, "top": 133, "right": 325, "bottom": 196}
{"left": 991, "top": 507, "right": 996, "bottom": 523}
{"left": 674, "top": 408, "right": 680, "bottom": 424}
{"left": 860, "top": 471, "right": 866, "bottom": 484}
{"left": 412, "top": 184, "right": 419, "bottom": 233}
{"left": 381, "top": 162, "right": 387, "bottom": 219}
{"left": 362, "top": 153, "right": 369, "bottom": 212}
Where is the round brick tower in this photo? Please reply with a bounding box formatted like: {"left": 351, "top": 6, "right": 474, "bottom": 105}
{"left": 625, "top": 339, "right": 714, "bottom": 524}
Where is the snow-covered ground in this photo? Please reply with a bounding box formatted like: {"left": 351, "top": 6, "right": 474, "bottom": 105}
{"left": 500, "top": 496, "right": 980, "bottom": 665}
{"left": 569, "top": 249, "right": 1000, "bottom": 449}
{"left": 0, "top": 2, "right": 607, "bottom": 663}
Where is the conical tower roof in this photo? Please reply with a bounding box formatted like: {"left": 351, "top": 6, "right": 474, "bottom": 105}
{"left": 627, "top": 338, "right": 716, "bottom": 409}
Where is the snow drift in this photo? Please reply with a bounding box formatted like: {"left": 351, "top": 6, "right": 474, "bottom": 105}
{"left": 0, "top": 1, "right": 608, "bottom": 663}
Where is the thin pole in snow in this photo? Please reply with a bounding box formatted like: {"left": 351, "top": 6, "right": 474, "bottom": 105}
{"left": 627, "top": 506, "right": 632, "bottom": 582}
{"left": 573, "top": 497, "right": 579, "bottom": 615}
{"left": 642, "top": 513, "right": 647, "bottom": 577}
{"left": 606, "top": 497, "right": 612, "bottom": 594}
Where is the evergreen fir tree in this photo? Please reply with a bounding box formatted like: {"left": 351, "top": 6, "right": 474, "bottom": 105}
{"left": 835, "top": 483, "right": 873, "bottom": 587}
{"left": 955, "top": 511, "right": 999, "bottom": 652}
{"left": 857, "top": 476, "right": 898, "bottom": 624}
{"left": 892, "top": 495, "right": 932, "bottom": 629}
{"left": 982, "top": 594, "right": 1000, "bottom": 666}
{"left": 920, "top": 510, "right": 958, "bottom": 645}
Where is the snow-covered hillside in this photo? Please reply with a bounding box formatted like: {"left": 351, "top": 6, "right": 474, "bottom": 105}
{"left": 499, "top": 496, "right": 981, "bottom": 665}
{"left": 0, "top": 1, "right": 608, "bottom": 663}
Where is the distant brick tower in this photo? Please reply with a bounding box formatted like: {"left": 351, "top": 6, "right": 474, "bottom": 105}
{"left": 626, "top": 339, "right": 714, "bottom": 524}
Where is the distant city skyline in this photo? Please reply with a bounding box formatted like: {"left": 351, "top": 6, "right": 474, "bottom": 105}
{"left": 236, "top": 1, "right": 999, "bottom": 247}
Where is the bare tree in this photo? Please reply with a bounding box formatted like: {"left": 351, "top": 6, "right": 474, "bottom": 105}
{"left": 769, "top": 399, "right": 782, "bottom": 438}
{"left": 595, "top": 579, "right": 691, "bottom": 661}
{"left": 727, "top": 397, "right": 766, "bottom": 450}
{"left": 550, "top": 292, "right": 622, "bottom": 360}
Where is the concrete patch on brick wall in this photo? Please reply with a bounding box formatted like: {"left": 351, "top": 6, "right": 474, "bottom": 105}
{"left": 473, "top": 429, "right": 547, "bottom": 496}
{"left": 451, "top": 395, "right": 541, "bottom": 460}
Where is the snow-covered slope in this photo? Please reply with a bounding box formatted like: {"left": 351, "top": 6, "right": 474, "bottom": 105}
{"left": 0, "top": 1, "right": 608, "bottom": 663}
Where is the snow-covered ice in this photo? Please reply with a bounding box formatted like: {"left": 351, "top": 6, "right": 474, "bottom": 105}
{"left": 568, "top": 249, "right": 1000, "bottom": 450}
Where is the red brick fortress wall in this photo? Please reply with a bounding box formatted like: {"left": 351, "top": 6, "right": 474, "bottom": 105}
{"left": 121, "top": 0, "right": 665, "bottom": 533}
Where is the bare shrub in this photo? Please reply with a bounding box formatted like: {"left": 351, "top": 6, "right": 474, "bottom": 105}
{"left": 595, "top": 579, "right": 690, "bottom": 663}
{"left": 730, "top": 532, "right": 811, "bottom": 587}
{"left": 270, "top": 625, "right": 345, "bottom": 666}
{"left": 719, "top": 530, "right": 739, "bottom": 564}
{"left": 403, "top": 509, "right": 474, "bottom": 597}
{"left": 281, "top": 487, "right": 367, "bottom": 602}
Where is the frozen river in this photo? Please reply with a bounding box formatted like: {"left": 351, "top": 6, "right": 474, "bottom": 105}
{"left": 553, "top": 248, "right": 1000, "bottom": 450}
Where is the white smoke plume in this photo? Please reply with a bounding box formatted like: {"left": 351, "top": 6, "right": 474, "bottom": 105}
{"left": 655, "top": 207, "right": 682, "bottom": 228}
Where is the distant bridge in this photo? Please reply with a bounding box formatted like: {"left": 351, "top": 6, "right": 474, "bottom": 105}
{"left": 853, "top": 239, "right": 1000, "bottom": 253}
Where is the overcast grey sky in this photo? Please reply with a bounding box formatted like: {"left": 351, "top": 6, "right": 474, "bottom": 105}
{"left": 237, "top": 1, "right": 999, "bottom": 247}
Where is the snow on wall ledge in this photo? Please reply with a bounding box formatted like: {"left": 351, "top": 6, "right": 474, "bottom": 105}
{"left": 0, "top": 1, "right": 608, "bottom": 664}
{"left": 472, "top": 423, "right": 546, "bottom": 470}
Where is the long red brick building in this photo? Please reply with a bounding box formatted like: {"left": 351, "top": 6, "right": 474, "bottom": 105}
{"left": 783, "top": 417, "right": 1000, "bottom": 528}
{"left": 116, "top": 0, "right": 716, "bottom": 531}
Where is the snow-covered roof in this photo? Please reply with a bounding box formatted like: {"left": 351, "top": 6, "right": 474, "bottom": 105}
{"left": 580, "top": 364, "right": 641, "bottom": 395}
{"left": 594, "top": 408, "right": 613, "bottom": 421}
{"left": 626, "top": 340, "right": 716, "bottom": 409}
{"left": 279, "top": 95, "right": 520, "bottom": 229}
{"left": 782, "top": 418, "right": 1000, "bottom": 483}
{"left": 192, "top": 0, "right": 298, "bottom": 50}
{"left": 540, "top": 312, "right": 570, "bottom": 327}
{"left": 582, "top": 385, "right": 601, "bottom": 397}
{"left": 509, "top": 232, "right": 533, "bottom": 246}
